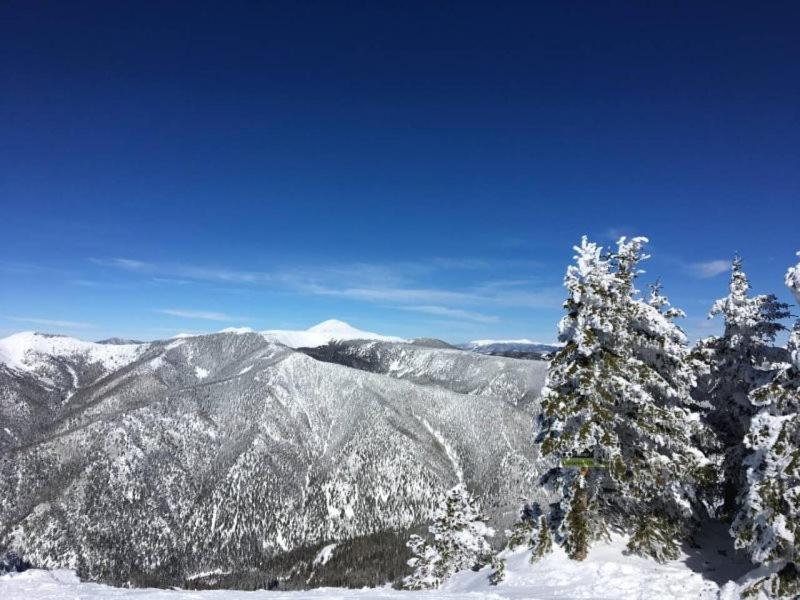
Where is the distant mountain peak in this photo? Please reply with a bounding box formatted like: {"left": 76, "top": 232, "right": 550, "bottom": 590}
{"left": 262, "top": 319, "right": 404, "bottom": 348}
{"left": 307, "top": 318, "right": 355, "bottom": 332}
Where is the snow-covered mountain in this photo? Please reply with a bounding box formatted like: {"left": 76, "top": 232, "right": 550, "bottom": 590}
{"left": 261, "top": 319, "right": 405, "bottom": 348}
{"left": 0, "top": 331, "right": 145, "bottom": 374}
{"left": 300, "top": 339, "right": 547, "bottom": 407}
{"left": 0, "top": 332, "right": 148, "bottom": 447}
{"left": 457, "top": 339, "right": 561, "bottom": 358}
{"left": 0, "top": 328, "right": 547, "bottom": 589}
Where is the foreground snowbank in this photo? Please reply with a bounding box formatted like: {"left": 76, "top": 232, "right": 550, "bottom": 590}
{"left": 446, "top": 537, "right": 720, "bottom": 599}
{"left": 0, "top": 534, "right": 755, "bottom": 600}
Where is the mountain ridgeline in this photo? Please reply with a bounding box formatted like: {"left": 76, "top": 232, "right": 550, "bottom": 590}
{"left": 0, "top": 327, "right": 548, "bottom": 588}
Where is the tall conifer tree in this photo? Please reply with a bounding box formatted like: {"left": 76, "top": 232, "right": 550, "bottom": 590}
{"left": 731, "top": 252, "right": 800, "bottom": 599}
{"left": 537, "top": 236, "right": 708, "bottom": 561}
{"left": 695, "top": 257, "right": 790, "bottom": 517}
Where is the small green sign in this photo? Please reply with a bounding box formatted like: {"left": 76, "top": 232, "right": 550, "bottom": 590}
{"left": 562, "top": 457, "right": 605, "bottom": 468}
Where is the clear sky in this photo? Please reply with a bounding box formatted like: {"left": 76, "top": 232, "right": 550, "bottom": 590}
{"left": 1, "top": 1, "right": 798, "bottom": 343}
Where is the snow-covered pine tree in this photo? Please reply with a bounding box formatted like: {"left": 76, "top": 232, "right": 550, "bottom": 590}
{"left": 403, "top": 484, "right": 496, "bottom": 589}
{"left": 506, "top": 503, "right": 552, "bottom": 563}
{"left": 731, "top": 252, "right": 800, "bottom": 599}
{"left": 694, "top": 256, "right": 790, "bottom": 518}
{"left": 536, "top": 236, "right": 708, "bottom": 562}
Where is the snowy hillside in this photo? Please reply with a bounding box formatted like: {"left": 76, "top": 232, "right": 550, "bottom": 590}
{"left": 0, "top": 529, "right": 754, "bottom": 599}
{"left": 300, "top": 339, "right": 547, "bottom": 407}
{"left": 0, "top": 331, "right": 145, "bottom": 374}
{"left": 261, "top": 319, "right": 405, "bottom": 348}
{"left": 0, "top": 332, "right": 149, "bottom": 451}
{"left": 0, "top": 330, "right": 545, "bottom": 588}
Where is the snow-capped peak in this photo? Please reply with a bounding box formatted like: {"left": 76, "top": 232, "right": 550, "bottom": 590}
{"left": 307, "top": 318, "right": 355, "bottom": 333}
{"left": 261, "top": 319, "right": 404, "bottom": 348}
{"left": 0, "top": 331, "right": 146, "bottom": 372}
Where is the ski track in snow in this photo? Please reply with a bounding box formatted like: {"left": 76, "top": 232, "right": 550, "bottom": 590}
{"left": 0, "top": 571, "right": 495, "bottom": 600}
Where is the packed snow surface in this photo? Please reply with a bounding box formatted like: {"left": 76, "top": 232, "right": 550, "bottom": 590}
{"left": 0, "top": 331, "right": 145, "bottom": 372}
{"left": 0, "top": 536, "right": 751, "bottom": 599}
{"left": 261, "top": 319, "right": 405, "bottom": 348}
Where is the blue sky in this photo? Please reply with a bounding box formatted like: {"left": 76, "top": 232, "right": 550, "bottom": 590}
{"left": 1, "top": 1, "right": 798, "bottom": 343}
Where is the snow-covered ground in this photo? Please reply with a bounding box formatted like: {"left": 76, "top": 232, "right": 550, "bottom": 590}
{"left": 0, "top": 532, "right": 754, "bottom": 600}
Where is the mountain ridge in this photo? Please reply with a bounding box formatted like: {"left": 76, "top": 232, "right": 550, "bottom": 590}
{"left": 0, "top": 328, "right": 548, "bottom": 588}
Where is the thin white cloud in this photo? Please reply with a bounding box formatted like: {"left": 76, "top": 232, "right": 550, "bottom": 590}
{"left": 312, "top": 285, "right": 476, "bottom": 304}
{"left": 93, "top": 258, "right": 271, "bottom": 284}
{"left": 0, "top": 261, "right": 46, "bottom": 274}
{"left": 91, "top": 257, "right": 151, "bottom": 271}
{"left": 95, "top": 257, "right": 561, "bottom": 311}
{"left": 308, "top": 284, "right": 560, "bottom": 308}
{"left": 70, "top": 279, "right": 104, "bottom": 287}
{"left": 686, "top": 260, "right": 731, "bottom": 279}
{"left": 292, "top": 273, "right": 562, "bottom": 308}
{"left": 9, "top": 317, "right": 94, "bottom": 329}
{"left": 151, "top": 278, "right": 192, "bottom": 285}
{"left": 397, "top": 305, "right": 500, "bottom": 323}
{"left": 155, "top": 309, "right": 242, "bottom": 321}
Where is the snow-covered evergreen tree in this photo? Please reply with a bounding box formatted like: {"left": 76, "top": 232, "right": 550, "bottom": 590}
{"left": 695, "top": 256, "right": 790, "bottom": 518}
{"left": 403, "top": 484, "right": 496, "bottom": 589}
{"left": 506, "top": 503, "right": 552, "bottom": 562}
{"left": 0, "top": 550, "right": 30, "bottom": 574}
{"left": 536, "top": 236, "right": 708, "bottom": 562}
{"left": 731, "top": 252, "right": 800, "bottom": 599}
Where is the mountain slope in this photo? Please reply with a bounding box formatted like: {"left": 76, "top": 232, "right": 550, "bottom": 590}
{"left": 0, "top": 331, "right": 546, "bottom": 588}
{"left": 0, "top": 333, "right": 148, "bottom": 452}
{"left": 459, "top": 339, "right": 561, "bottom": 355}
{"left": 299, "top": 340, "right": 547, "bottom": 408}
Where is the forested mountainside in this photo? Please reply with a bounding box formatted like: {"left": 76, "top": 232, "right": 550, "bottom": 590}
{"left": 0, "top": 330, "right": 547, "bottom": 588}
{"left": 298, "top": 339, "right": 547, "bottom": 408}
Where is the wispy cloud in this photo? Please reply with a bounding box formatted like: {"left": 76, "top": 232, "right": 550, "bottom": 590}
{"left": 151, "top": 278, "right": 192, "bottom": 285}
{"left": 95, "top": 257, "right": 560, "bottom": 312}
{"left": 686, "top": 260, "right": 731, "bottom": 279}
{"left": 0, "top": 261, "right": 46, "bottom": 274}
{"left": 70, "top": 279, "right": 105, "bottom": 287}
{"left": 8, "top": 317, "right": 95, "bottom": 329}
{"left": 155, "top": 309, "right": 242, "bottom": 321}
{"left": 93, "top": 258, "right": 272, "bottom": 284}
{"left": 91, "top": 257, "right": 151, "bottom": 271}
{"left": 305, "top": 283, "right": 561, "bottom": 308}
{"left": 396, "top": 305, "right": 500, "bottom": 323}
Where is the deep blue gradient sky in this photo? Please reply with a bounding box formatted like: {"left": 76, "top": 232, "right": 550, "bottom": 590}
{"left": 1, "top": 1, "right": 798, "bottom": 343}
